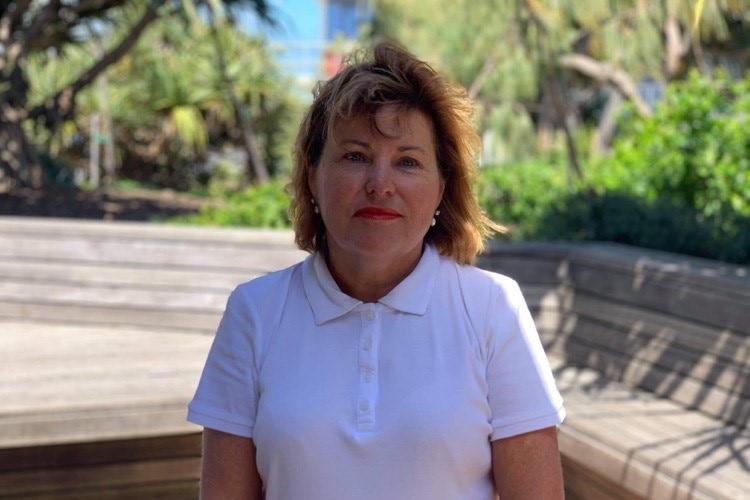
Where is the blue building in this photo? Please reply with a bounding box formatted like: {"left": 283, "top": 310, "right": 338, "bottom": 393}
{"left": 249, "top": 0, "right": 371, "bottom": 91}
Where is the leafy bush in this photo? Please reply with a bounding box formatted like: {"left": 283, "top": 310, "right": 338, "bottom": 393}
{"left": 533, "top": 191, "right": 750, "bottom": 264}
{"left": 588, "top": 70, "right": 750, "bottom": 219}
{"left": 173, "top": 179, "right": 291, "bottom": 228}
{"left": 476, "top": 159, "right": 573, "bottom": 240}
{"left": 476, "top": 71, "right": 750, "bottom": 264}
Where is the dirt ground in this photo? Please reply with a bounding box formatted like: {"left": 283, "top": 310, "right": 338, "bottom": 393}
{"left": 0, "top": 187, "right": 208, "bottom": 221}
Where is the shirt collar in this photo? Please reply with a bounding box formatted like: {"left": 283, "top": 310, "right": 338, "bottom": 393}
{"left": 302, "top": 245, "right": 442, "bottom": 325}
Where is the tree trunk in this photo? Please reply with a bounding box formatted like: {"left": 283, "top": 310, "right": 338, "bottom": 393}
{"left": 0, "top": 20, "right": 43, "bottom": 190}
{"left": 558, "top": 53, "right": 652, "bottom": 117}
{"left": 591, "top": 89, "right": 623, "bottom": 156}
{"left": 664, "top": 15, "right": 691, "bottom": 80}
{"left": 536, "top": 89, "right": 555, "bottom": 151}
{"left": 0, "top": 1, "right": 162, "bottom": 192}
{"left": 207, "top": 15, "right": 269, "bottom": 185}
{"left": 0, "top": 118, "right": 46, "bottom": 189}
{"left": 546, "top": 71, "right": 583, "bottom": 181}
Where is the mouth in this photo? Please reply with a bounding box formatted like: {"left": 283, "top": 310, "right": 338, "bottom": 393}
{"left": 354, "top": 207, "right": 402, "bottom": 220}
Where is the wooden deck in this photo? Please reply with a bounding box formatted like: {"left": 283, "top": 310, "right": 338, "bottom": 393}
{"left": 2, "top": 216, "right": 748, "bottom": 499}
{"left": 0, "top": 216, "right": 307, "bottom": 497}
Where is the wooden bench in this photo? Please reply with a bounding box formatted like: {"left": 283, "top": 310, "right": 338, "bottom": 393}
{"left": 0, "top": 216, "right": 306, "bottom": 498}
{"left": 479, "top": 243, "right": 750, "bottom": 499}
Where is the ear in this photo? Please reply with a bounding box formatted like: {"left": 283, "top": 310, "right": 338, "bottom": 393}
{"left": 436, "top": 177, "right": 446, "bottom": 209}
{"left": 307, "top": 162, "right": 317, "bottom": 199}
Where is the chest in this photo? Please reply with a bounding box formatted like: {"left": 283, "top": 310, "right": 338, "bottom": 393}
{"left": 254, "top": 302, "right": 491, "bottom": 441}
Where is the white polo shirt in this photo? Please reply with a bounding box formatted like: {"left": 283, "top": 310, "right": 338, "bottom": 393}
{"left": 188, "top": 245, "right": 565, "bottom": 499}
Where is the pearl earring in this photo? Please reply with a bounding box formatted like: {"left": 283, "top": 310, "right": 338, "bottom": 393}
{"left": 431, "top": 209, "right": 441, "bottom": 227}
{"left": 311, "top": 198, "right": 320, "bottom": 214}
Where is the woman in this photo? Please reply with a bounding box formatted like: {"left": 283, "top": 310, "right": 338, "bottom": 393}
{"left": 188, "top": 42, "right": 565, "bottom": 499}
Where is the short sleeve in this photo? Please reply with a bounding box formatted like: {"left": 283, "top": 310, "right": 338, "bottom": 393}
{"left": 187, "top": 285, "right": 260, "bottom": 438}
{"left": 484, "top": 278, "right": 565, "bottom": 440}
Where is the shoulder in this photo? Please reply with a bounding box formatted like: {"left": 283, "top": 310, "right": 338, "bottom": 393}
{"left": 445, "top": 258, "right": 524, "bottom": 309}
{"left": 215, "top": 259, "right": 307, "bottom": 357}
{"left": 230, "top": 259, "right": 305, "bottom": 304}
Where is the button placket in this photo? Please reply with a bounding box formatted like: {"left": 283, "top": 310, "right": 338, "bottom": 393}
{"left": 356, "top": 304, "right": 380, "bottom": 430}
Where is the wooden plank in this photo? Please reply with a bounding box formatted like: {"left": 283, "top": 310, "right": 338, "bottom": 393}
{"left": 480, "top": 242, "right": 750, "bottom": 334}
{"left": 569, "top": 294, "right": 749, "bottom": 366}
{"left": 0, "top": 433, "right": 201, "bottom": 471}
{"left": 0, "top": 233, "right": 307, "bottom": 271}
{"left": 552, "top": 357, "right": 750, "bottom": 498}
{"left": 0, "top": 404, "right": 200, "bottom": 448}
{"left": 561, "top": 394, "right": 750, "bottom": 491}
{"left": 0, "top": 323, "right": 210, "bottom": 447}
{"left": 0, "top": 259, "right": 251, "bottom": 292}
{"left": 35, "top": 481, "right": 200, "bottom": 500}
{"left": 0, "top": 281, "right": 229, "bottom": 311}
{"left": 0, "top": 456, "right": 200, "bottom": 496}
{"left": 562, "top": 455, "right": 642, "bottom": 500}
{"left": 477, "top": 253, "right": 564, "bottom": 285}
{"left": 569, "top": 242, "right": 750, "bottom": 291}
{"left": 549, "top": 310, "right": 750, "bottom": 397}
{"left": 0, "top": 215, "right": 296, "bottom": 246}
{"left": 561, "top": 412, "right": 750, "bottom": 499}
{"left": 568, "top": 257, "right": 750, "bottom": 335}
{"left": 554, "top": 334, "right": 750, "bottom": 426}
{"left": 0, "top": 302, "right": 220, "bottom": 331}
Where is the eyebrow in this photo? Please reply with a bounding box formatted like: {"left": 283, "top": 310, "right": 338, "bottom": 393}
{"left": 340, "top": 139, "right": 428, "bottom": 154}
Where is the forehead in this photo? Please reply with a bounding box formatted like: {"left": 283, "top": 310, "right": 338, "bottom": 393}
{"left": 330, "top": 106, "right": 435, "bottom": 145}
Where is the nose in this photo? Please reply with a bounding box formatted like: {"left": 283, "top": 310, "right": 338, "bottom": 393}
{"left": 365, "top": 159, "right": 395, "bottom": 196}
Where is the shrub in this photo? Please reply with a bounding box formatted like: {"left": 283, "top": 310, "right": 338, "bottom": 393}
{"left": 476, "top": 159, "right": 573, "bottom": 240}
{"left": 173, "top": 179, "right": 291, "bottom": 228}
{"left": 588, "top": 70, "right": 750, "bottom": 219}
{"left": 533, "top": 191, "right": 749, "bottom": 264}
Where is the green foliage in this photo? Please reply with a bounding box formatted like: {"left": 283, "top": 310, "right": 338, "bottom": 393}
{"left": 173, "top": 179, "right": 291, "bottom": 228}
{"left": 589, "top": 70, "right": 750, "bottom": 219}
{"left": 25, "top": 7, "right": 299, "bottom": 190}
{"left": 476, "top": 71, "right": 750, "bottom": 264}
{"left": 476, "top": 159, "right": 572, "bottom": 239}
{"left": 533, "top": 191, "right": 750, "bottom": 264}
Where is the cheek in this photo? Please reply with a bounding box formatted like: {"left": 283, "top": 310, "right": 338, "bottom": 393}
{"left": 319, "top": 171, "right": 359, "bottom": 202}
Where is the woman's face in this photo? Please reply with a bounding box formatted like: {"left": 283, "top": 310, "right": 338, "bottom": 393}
{"left": 309, "top": 105, "right": 445, "bottom": 269}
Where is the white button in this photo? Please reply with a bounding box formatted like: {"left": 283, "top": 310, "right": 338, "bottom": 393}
{"left": 362, "top": 339, "right": 372, "bottom": 350}
{"left": 364, "top": 373, "right": 373, "bottom": 382}
{"left": 365, "top": 310, "right": 374, "bottom": 320}
{"left": 359, "top": 400, "right": 370, "bottom": 411}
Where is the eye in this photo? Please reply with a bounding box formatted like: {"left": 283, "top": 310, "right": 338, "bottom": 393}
{"left": 344, "top": 152, "right": 367, "bottom": 163}
{"left": 398, "top": 157, "right": 420, "bottom": 168}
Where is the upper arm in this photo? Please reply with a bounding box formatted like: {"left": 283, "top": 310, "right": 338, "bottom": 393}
{"left": 201, "top": 428, "right": 263, "bottom": 500}
{"left": 491, "top": 426, "right": 564, "bottom": 499}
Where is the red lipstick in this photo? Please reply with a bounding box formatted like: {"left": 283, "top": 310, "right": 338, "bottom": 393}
{"left": 354, "top": 207, "right": 402, "bottom": 220}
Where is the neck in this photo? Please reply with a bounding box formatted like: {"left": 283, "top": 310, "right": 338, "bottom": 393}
{"left": 325, "top": 247, "right": 423, "bottom": 303}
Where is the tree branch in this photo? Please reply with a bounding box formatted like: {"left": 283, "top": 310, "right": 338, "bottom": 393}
{"left": 21, "top": 0, "right": 61, "bottom": 47}
{"left": 468, "top": 44, "right": 503, "bottom": 100}
{"left": 558, "top": 53, "right": 652, "bottom": 117}
{"left": 24, "top": 0, "right": 133, "bottom": 52}
{"left": 664, "top": 15, "right": 691, "bottom": 79}
{"left": 29, "top": 1, "right": 165, "bottom": 126}
{"left": 0, "top": 0, "right": 31, "bottom": 43}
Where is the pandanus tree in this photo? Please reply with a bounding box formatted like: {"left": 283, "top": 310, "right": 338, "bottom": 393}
{"left": 0, "top": 0, "right": 273, "bottom": 190}
{"left": 370, "top": 0, "right": 749, "bottom": 174}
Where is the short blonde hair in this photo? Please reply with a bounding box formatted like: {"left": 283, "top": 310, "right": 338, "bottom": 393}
{"left": 289, "top": 41, "right": 502, "bottom": 265}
